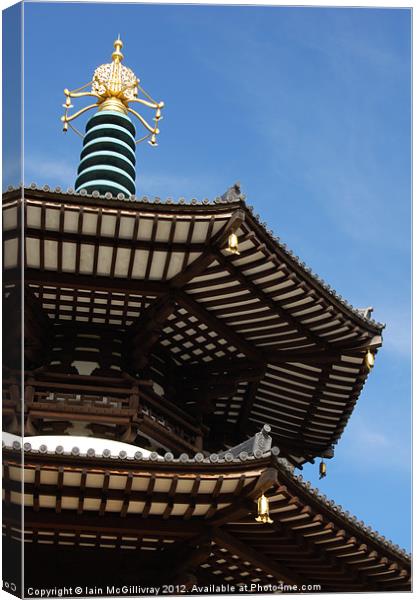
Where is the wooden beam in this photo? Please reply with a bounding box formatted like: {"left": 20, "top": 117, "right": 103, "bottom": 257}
{"left": 297, "top": 365, "right": 332, "bottom": 440}
{"left": 120, "top": 215, "right": 247, "bottom": 369}
{"left": 128, "top": 295, "right": 177, "bottom": 369}
{"left": 212, "top": 527, "right": 303, "bottom": 586}
{"left": 168, "top": 209, "right": 245, "bottom": 289}
{"left": 5, "top": 506, "right": 204, "bottom": 537}
{"left": 268, "top": 515, "right": 378, "bottom": 590}
{"left": 6, "top": 479, "right": 259, "bottom": 506}
{"left": 214, "top": 249, "right": 328, "bottom": 349}
{"left": 265, "top": 349, "right": 349, "bottom": 364}
{"left": 177, "top": 290, "right": 261, "bottom": 362}
{"left": 161, "top": 533, "right": 213, "bottom": 583}
{"left": 209, "top": 467, "right": 278, "bottom": 527}
{"left": 17, "top": 268, "right": 168, "bottom": 296}
{"left": 16, "top": 227, "right": 209, "bottom": 253}
{"left": 267, "top": 339, "right": 382, "bottom": 361}
{"left": 137, "top": 416, "right": 200, "bottom": 454}
{"left": 237, "top": 379, "right": 263, "bottom": 433}
{"left": 179, "top": 357, "right": 265, "bottom": 378}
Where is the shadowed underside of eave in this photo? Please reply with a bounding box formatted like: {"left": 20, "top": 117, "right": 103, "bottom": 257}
{"left": 2, "top": 445, "right": 411, "bottom": 592}
{"left": 3, "top": 187, "right": 384, "bottom": 464}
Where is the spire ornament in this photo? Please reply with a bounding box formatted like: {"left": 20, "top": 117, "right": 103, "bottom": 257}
{"left": 62, "top": 37, "right": 164, "bottom": 197}
{"left": 61, "top": 36, "right": 164, "bottom": 147}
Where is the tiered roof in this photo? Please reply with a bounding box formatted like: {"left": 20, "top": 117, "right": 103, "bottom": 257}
{"left": 4, "top": 184, "right": 383, "bottom": 464}
{"left": 3, "top": 433, "right": 410, "bottom": 592}
{"left": 2, "top": 182, "right": 410, "bottom": 593}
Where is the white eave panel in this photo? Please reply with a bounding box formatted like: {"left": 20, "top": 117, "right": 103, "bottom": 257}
{"left": 131, "top": 249, "right": 149, "bottom": 279}
{"left": 3, "top": 207, "right": 18, "bottom": 230}
{"left": 119, "top": 216, "right": 135, "bottom": 239}
{"left": 82, "top": 211, "right": 98, "bottom": 235}
{"left": 4, "top": 238, "right": 19, "bottom": 269}
{"left": 79, "top": 244, "right": 94, "bottom": 274}
{"left": 114, "top": 247, "right": 131, "bottom": 278}
{"left": 26, "top": 238, "right": 40, "bottom": 268}
{"left": 96, "top": 245, "right": 113, "bottom": 276}
{"left": 166, "top": 252, "right": 185, "bottom": 279}
{"left": 100, "top": 213, "right": 117, "bottom": 237}
{"left": 149, "top": 251, "right": 166, "bottom": 280}
{"left": 44, "top": 240, "right": 58, "bottom": 270}
{"left": 137, "top": 218, "right": 154, "bottom": 241}
{"left": 63, "top": 210, "right": 79, "bottom": 233}
{"left": 26, "top": 205, "right": 42, "bottom": 228}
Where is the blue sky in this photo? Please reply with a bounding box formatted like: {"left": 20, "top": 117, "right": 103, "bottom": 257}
{"left": 17, "top": 3, "right": 412, "bottom": 550}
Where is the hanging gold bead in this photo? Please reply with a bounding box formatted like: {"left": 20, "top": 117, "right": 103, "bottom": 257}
{"left": 255, "top": 493, "right": 273, "bottom": 524}
{"left": 226, "top": 232, "right": 240, "bottom": 255}
{"left": 365, "top": 349, "right": 375, "bottom": 372}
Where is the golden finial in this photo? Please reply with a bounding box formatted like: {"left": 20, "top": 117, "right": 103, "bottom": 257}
{"left": 61, "top": 36, "right": 164, "bottom": 146}
{"left": 111, "top": 35, "right": 124, "bottom": 62}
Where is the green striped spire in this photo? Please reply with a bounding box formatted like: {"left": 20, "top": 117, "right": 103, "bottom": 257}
{"left": 75, "top": 110, "right": 136, "bottom": 197}
{"left": 61, "top": 37, "right": 165, "bottom": 198}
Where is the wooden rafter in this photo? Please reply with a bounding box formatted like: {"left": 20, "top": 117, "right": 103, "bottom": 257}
{"left": 176, "top": 290, "right": 261, "bottom": 362}
{"left": 209, "top": 467, "right": 278, "bottom": 527}
{"left": 212, "top": 527, "right": 302, "bottom": 586}
{"left": 214, "top": 249, "right": 329, "bottom": 349}
{"left": 265, "top": 513, "right": 379, "bottom": 590}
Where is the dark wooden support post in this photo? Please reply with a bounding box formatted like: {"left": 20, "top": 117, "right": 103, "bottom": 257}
{"left": 159, "top": 532, "right": 213, "bottom": 587}
{"left": 237, "top": 379, "right": 263, "bottom": 434}
{"left": 21, "top": 286, "right": 54, "bottom": 369}
{"left": 128, "top": 295, "right": 177, "bottom": 371}
{"left": 24, "top": 384, "right": 37, "bottom": 435}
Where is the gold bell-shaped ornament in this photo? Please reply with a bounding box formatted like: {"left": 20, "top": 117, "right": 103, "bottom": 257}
{"left": 365, "top": 349, "right": 375, "bottom": 372}
{"left": 226, "top": 232, "right": 240, "bottom": 255}
{"left": 148, "top": 132, "right": 158, "bottom": 147}
{"left": 255, "top": 493, "right": 273, "bottom": 524}
{"left": 319, "top": 459, "right": 327, "bottom": 479}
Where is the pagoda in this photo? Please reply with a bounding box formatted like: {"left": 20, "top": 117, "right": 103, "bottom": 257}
{"left": 2, "top": 38, "right": 411, "bottom": 596}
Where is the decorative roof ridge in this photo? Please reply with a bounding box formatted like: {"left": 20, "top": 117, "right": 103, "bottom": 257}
{"left": 3, "top": 435, "right": 408, "bottom": 559}
{"left": 16, "top": 183, "right": 230, "bottom": 206}
{"left": 10, "top": 183, "right": 384, "bottom": 330}
{"left": 2, "top": 438, "right": 277, "bottom": 466}
{"left": 275, "top": 457, "right": 411, "bottom": 562}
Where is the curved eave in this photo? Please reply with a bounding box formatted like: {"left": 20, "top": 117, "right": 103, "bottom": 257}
{"left": 274, "top": 457, "right": 411, "bottom": 564}
{"left": 2, "top": 445, "right": 410, "bottom": 591}
{"left": 3, "top": 186, "right": 385, "bottom": 462}
{"left": 2, "top": 185, "right": 384, "bottom": 334}
{"left": 3, "top": 443, "right": 409, "bottom": 560}
{"left": 243, "top": 208, "right": 384, "bottom": 335}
